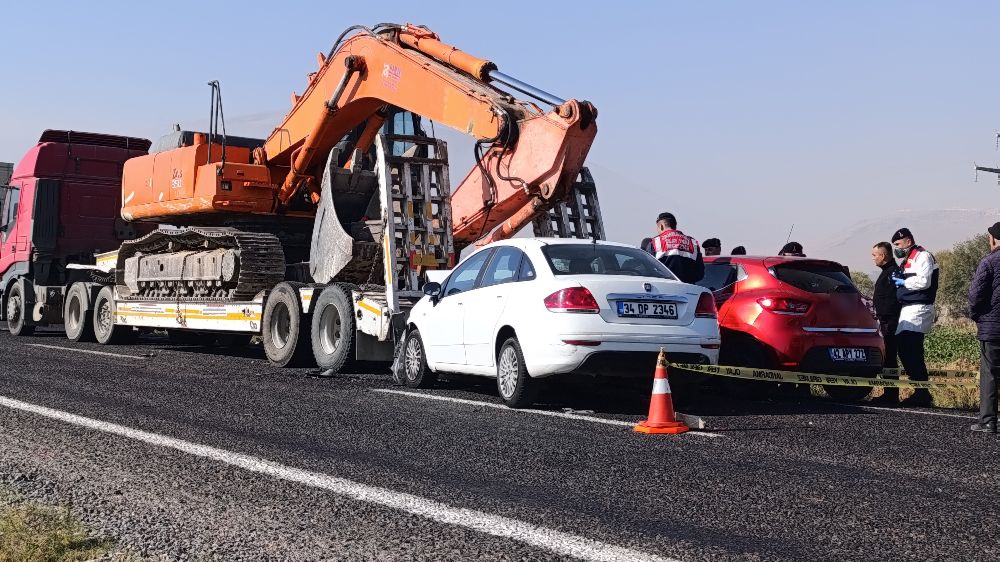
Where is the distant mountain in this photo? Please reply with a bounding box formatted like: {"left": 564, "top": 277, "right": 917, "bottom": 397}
{"left": 812, "top": 208, "right": 999, "bottom": 274}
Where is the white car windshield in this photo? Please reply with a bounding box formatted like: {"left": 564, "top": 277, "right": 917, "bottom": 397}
{"left": 541, "top": 244, "right": 677, "bottom": 280}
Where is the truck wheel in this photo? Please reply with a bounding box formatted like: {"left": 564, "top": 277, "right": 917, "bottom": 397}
{"left": 496, "top": 337, "right": 538, "bottom": 408}
{"left": 92, "top": 286, "right": 135, "bottom": 344}
{"left": 262, "top": 283, "right": 311, "bottom": 367}
{"left": 311, "top": 285, "right": 355, "bottom": 373}
{"left": 403, "top": 329, "right": 437, "bottom": 389}
{"left": 6, "top": 283, "right": 34, "bottom": 336}
{"left": 64, "top": 283, "right": 94, "bottom": 342}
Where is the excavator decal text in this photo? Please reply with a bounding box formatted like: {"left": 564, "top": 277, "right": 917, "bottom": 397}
{"left": 381, "top": 64, "right": 401, "bottom": 91}
{"left": 170, "top": 169, "right": 183, "bottom": 190}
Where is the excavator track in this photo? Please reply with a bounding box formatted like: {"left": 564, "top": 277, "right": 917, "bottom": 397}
{"left": 114, "top": 227, "right": 285, "bottom": 302}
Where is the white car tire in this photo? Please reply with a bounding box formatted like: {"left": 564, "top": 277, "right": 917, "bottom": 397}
{"left": 496, "top": 337, "right": 538, "bottom": 409}
{"left": 403, "top": 329, "right": 437, "bottom": 389}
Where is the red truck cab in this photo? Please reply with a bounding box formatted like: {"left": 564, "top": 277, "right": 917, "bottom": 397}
{"left": 1, "top": 130, "right": 150, "bottom": 334}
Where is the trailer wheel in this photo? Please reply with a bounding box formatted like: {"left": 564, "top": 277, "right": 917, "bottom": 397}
{"left": 64, "top": 283, "right": 94, "bottom": 342}
{"left": 311, "top": 285, "right": 356, "bottom": 373}
{"left": 262, "top": 283, "right": 311, "bottom": 367}
{"left": 92, "top": 286, "right": 135, "bottom": 344}
{"left": 6, "top": 283, "right": 34, "bottom": 336}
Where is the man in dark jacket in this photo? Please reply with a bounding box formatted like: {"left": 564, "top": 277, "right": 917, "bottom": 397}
{"left": 967, "top": 222, "right": 1000, "bottom": 433}
{"left": 871, "top": 241, "right": 902, "bottom": 403}
{"left": 647, "top": 212, "right": 705, "bottom": 283}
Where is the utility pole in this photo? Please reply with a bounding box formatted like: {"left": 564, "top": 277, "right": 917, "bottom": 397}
{"left": 975, "top": 132, "right": 1000, "bottom": 184}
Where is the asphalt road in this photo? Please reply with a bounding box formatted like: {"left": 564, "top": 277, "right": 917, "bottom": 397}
{"left": 0, "top": 327, "right": 997, "bottom": 561}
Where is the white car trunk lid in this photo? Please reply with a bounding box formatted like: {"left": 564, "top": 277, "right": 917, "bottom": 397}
{"left": 569, "top": 276, "right": 702, "bottom": 326}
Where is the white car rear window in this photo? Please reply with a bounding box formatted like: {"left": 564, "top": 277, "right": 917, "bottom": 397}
{"left": 541, "top": 244, "right": 677, "bottom": 280}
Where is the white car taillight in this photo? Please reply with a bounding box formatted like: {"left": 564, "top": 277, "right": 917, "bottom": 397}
{"left": 695, "top": 292, "right": 718, "bottom": 319}
{"left": 544, "top": 287, "right": 600, "bottom": 313}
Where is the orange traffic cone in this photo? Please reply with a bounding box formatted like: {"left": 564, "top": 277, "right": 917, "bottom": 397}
{"left": 634, "top": 349, "right": 689, "bottom": 435}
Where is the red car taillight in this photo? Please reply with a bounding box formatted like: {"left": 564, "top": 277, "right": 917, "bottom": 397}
{"left": 544, "top": 287, "right": 600, "bottom": 313}
{"left": 757, "top": 297, "right": 811, "bottom": 315}
{"left": 695, "top": 292, "right": 717, "bottom": 318}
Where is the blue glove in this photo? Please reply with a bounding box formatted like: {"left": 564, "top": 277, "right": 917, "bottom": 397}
{"left": 893, "top": 276, "right": 906, "bottom": 287}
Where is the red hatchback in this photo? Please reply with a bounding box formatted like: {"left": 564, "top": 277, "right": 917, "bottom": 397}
{"left": 697, "top": 255, "right": 884, "bottom": 401}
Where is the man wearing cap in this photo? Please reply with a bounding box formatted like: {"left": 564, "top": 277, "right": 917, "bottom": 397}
{"left": 779, "top": 242, "right": 805, "bottom": 257}
{"left": 731, "top": 246, "right": 747, "bottom": 255}
{"left": 966, "top": 223, "right": 1000, "bottom": 433}
{"left": 702, "top": 238, "right": 722, "bottom": 257}
{"left": 890, "top": 227, "right": 939, "bottom": 407}
{"left": 647, "top": 212, "right": 704, "bottom": 283}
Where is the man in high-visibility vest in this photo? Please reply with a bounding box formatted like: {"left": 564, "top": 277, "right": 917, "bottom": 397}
{"left": 647, "top": 212, "right": 704, "bottom": 284}
{"left": 890, "top": 227, "right": 939, "bottom": 407}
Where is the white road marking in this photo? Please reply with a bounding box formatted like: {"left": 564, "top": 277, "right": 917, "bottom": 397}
{"left": 374, "top": 389, "right": 722, "bottom": 438}
{"left": 0, "top": 394, "right": 679, "bottom": 562}
{"left": 27, "top": 343, "right": 149, "bottom": 360}
{"left": 837, "top": 403, "right": 977, "bottom": 420}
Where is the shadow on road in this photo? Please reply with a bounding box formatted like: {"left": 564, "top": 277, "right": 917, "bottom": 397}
{"left": 2, "top": 326, "right": 910, "bottom": 424}
{"left": 424, "top": 372, "right": 884, "bottom": 421}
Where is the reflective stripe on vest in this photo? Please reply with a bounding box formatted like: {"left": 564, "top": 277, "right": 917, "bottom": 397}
{"left": 652, "top": 230, "right": 698, "bottom": 261}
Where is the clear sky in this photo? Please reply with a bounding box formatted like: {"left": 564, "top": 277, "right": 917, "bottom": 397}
{"left": 2, "top": 1, "right": 999, "bottom": 257}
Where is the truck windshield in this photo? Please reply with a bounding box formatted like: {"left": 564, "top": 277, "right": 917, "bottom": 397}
{"left": 0, "top": 186, "right": 19, "bottom": 235}
{"left": 541, "top": 244, "right": 677, "bottom": 279}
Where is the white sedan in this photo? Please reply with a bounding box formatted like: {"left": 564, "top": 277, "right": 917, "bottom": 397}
{"left": 402, "top": 238, "right": 721, "bottom": 407}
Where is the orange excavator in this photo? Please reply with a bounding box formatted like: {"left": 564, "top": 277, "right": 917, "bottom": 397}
{"left": 103, "top": 23, "right": 600, "bottom": 367}
{"left": 121, "top": 23, "right": 597, "bottom": 273}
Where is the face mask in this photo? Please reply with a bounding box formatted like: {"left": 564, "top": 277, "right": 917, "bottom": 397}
{"left": 893, "top": 246, "right": 909, "bottom": 259}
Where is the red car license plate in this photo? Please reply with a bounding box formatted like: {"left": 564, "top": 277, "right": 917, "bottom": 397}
{"left": 829, "top": 347, "right": 866, "bottom": 362}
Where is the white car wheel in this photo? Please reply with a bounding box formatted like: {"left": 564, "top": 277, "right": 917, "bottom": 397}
{"left": 403, "top": 330, "right": 437, "bottom": 389}
{"left": 497, "top": 346, "right": 519, "bottom": 399}
{"left": 496, "top": 337, "right": 538, "bottom": 408}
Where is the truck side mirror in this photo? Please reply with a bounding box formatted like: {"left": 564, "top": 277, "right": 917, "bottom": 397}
{"left": 423, "top": 281, "right": 442, "bottom": 304}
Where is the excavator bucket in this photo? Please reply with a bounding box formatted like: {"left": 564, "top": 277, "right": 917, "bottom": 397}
{"left": 309, "top": 149, "right": 379, "bottom": 284}
{"left": 309, "top": 133, "right": 454, "bottom": 294}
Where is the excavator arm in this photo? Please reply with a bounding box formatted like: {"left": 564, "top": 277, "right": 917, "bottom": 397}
{"left": 262, "top": 23, "right": 597, "bottom": 248}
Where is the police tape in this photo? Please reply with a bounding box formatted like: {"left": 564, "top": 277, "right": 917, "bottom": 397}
{"left": 669, "top": 363, "right": 978, "bottom": 389}
{"left": 881, "top": 367, "right": 978, "bottom": 379}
